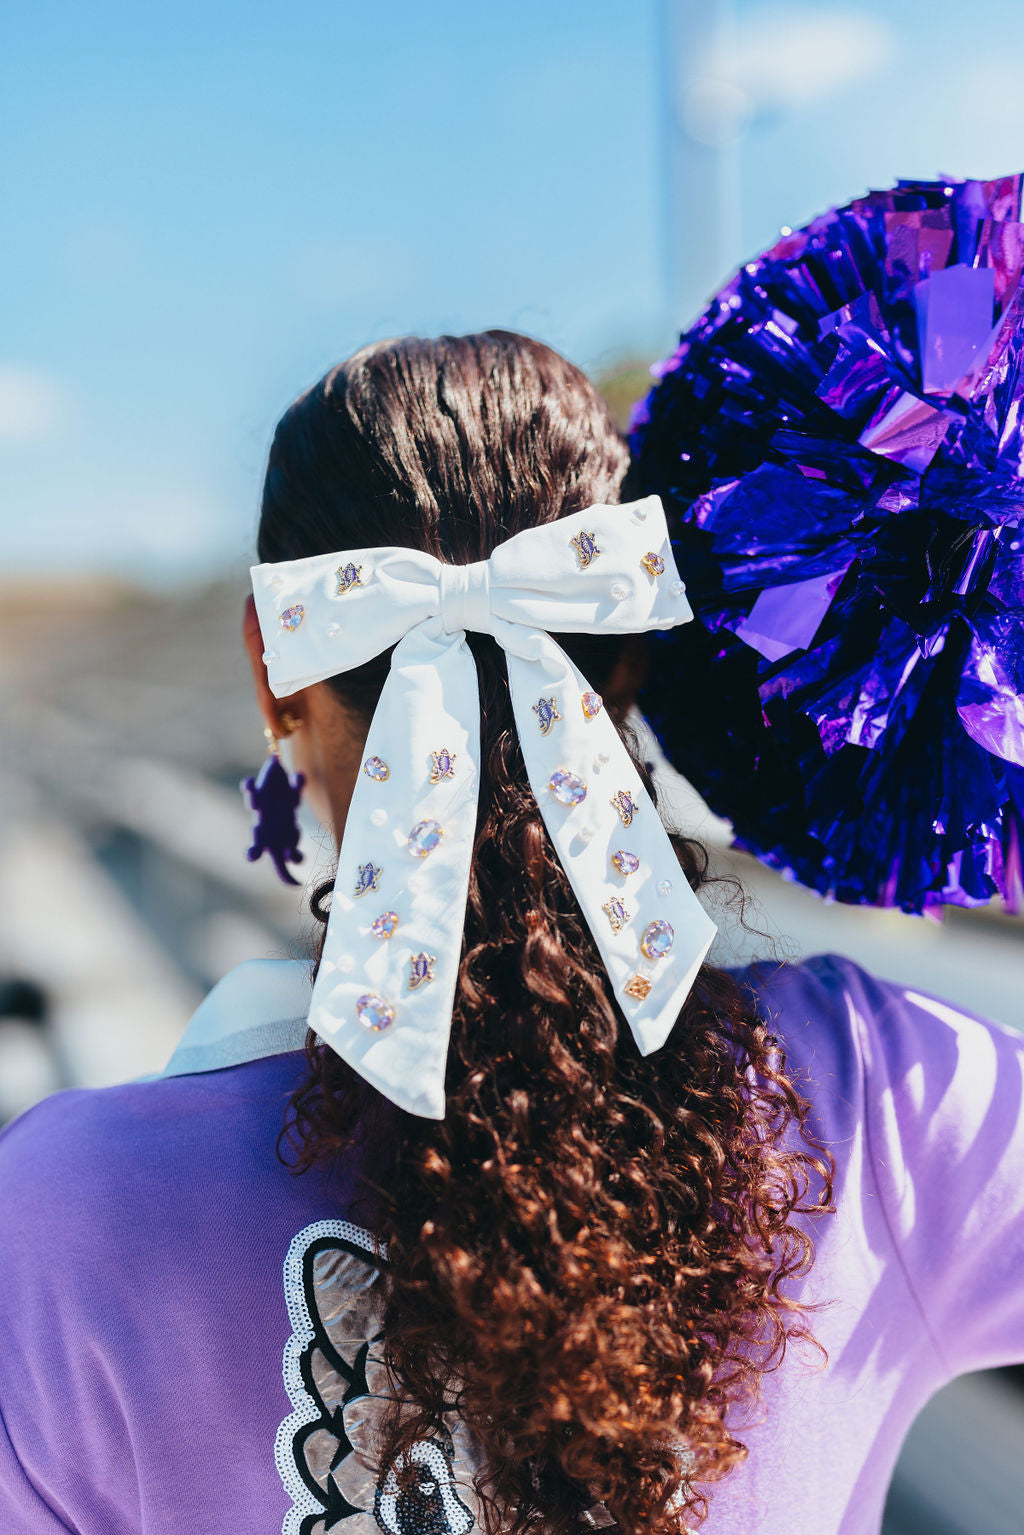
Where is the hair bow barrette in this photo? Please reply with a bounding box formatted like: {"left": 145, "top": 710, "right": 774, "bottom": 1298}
{"left": 250, "top": 496, "right": 717, "bottom": 1119}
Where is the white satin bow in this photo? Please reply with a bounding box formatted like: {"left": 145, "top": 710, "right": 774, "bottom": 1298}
{"left": 250, "top": 496, "right": 717, "bottom": 1119}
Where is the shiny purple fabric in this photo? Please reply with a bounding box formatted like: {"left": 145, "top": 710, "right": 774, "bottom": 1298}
{"left": 631, "top": 175, "right": 1024, "bottom": 911}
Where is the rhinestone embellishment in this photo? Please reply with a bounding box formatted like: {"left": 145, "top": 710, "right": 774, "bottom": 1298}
{"left": 408, "top": 952, "right": 436, "bottom": 990}
{"left": 407, "top": 819, "right": 444, "bottom": 856}
{"left": 612, "top": 850, "right": 640, "bottom": 876}
{"left": 581, "top": 691, "right": 603, "bottom": 718}
{"left": 549, "top": 769, "right": 587, "bottom": 806}
{"left": 356, "top": 992, "right": 395, "bottom": 1031}
{"left": 641, "top": 919, "right": 675, "bottom": 960}
{"left": 625, "top": 974, "right": 652, "bottom": 1001}
{"left": 371, "top": 911, "right": 399, "bottom": 940}
{"left": 335, "top": 562, "right": 365, "bottom": 594}
{"left": 279, "top": 604, "right": 305, "bottom": 631}
{"left": 430, "top": 747, "right": 456, "bottom": 783}
{"left": 641, "top": 552, "right": 666, "bottom": 577}
{"left": 533, "top": 696, "right": 561, "bottom": 735}
{"left": 363, "top": 756, "right": 390, "bottom": 781}
{"left": 610, "top": 789, "right": 638, "bottom": 827}
{"left": 602, "top": 897, "right": 631, "bottom": 934}
{"left": 570, "top": 530, "right": 601, "bottom": 569}
{"left": 354, "top": 862, "right": 382, "bottom": 898}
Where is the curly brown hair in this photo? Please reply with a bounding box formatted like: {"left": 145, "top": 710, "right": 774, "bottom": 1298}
{"left": 259, "top": 332, "right": 835, "bottom": 1532}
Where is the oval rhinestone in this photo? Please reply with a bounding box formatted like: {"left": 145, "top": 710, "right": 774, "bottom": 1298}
{"left": 356, "top": 992, "right": 395, "bottom": 1031}
{"left": 407, "top": 818, "right": 443, "bottom": 856}
{"left": 371, "top": 911, "right": 399, "bottom": 940}
{"left": 641, "top": 552, "right": 666, "bottom": 576}
{"left": 279, "top": 604, "right": 305, "bottom": 630}
{"left": 363, "top": 755, "right": 390, "bottom": 781}
{"left": 581, "top": 691, "right": 604, "bottom": 718}
{"left": 549, "top": 769, "right": 587, "bottom": 806}
{"left": 612, "top": 850, "right": 640, "bottom": 876}
{"left": 641, "top": 919, "right": 675, "bottom": 960}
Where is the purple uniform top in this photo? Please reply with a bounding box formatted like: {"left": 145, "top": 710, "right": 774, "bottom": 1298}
{"left": 1, "top": 952, "right": 1023, "bottom": 1534}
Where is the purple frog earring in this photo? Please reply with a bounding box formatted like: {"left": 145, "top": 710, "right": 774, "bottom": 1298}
{"left": 241, "top": 718, "right": 305, "bottom": 886}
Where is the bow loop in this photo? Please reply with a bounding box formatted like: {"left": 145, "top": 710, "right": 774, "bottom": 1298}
{"left": 439, "top": 558, "right": 493, "bottom": 635}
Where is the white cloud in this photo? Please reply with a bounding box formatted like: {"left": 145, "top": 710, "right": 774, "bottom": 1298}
{"left": 683, "top": 5, "right": 897, "bottom": 145}
{"left": 0, "top": 366, "right": 65, "bottom": 442}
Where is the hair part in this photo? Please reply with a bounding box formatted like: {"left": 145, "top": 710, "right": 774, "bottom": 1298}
{"left": 262, "top": 331, "right": 835, "bottom": 1532}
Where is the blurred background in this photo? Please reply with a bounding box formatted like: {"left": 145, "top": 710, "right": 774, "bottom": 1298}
{"left": 3, "top": 2, "right": 1024, "bottom": 1529}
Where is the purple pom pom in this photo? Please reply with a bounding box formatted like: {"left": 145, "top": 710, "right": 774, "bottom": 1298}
{"left": 631, "top": 174, "right": 1024, "bottom": 912}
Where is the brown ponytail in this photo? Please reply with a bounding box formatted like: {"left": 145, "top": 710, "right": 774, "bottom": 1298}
{"left": 261, "top": 332, "right": 834, "bottom": 1532}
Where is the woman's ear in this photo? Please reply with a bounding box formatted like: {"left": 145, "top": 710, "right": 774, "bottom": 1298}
{"left": 243, "top": 595, "right": 306, "bottom": 735}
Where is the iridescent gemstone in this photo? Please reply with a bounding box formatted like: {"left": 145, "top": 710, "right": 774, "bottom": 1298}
{"left": 363, "top": 755, "right": 390, "bottom": 781}
{"left": 408, "top": 951, "right": 436, "bottom": 989}
{"left": 641, "top": 551, "right": 666, "bottom": 577}
{"left": 353, "top": 862, "right": 382, "bottom": 898}
{"left": 356, "top": 992, "right": 394, "bottom": 1031}
{"left": 549, "top": 769, "right": 587, "bottom": 806}
{"left": 624, "top": 974, "right": 652, "bottom": 1000}
{"left": 532, "top": 696, "right": 561, "bottom": 735}
{"left": 371, "top": 911, "right": 399, "bottom": 940}
{"left": 430, "top": 747, "right": 456, "bottom": 783}
{"left": 335, "top": 562, "right": 365, "bottom": 594}
{"left": 641, "top": 919, "right": 675, "bottom": 960}
{"left": 602, "top": 897, "right": 631, "bottom": 934}
{"left": 612, "top": 850, "right": 640, "bottom": 876}
{"left": 279, "top": 604, "right": 305, "bottom": 630}
{"left": 581, "top": 691, "right": 603, "bottom": 719}
{"left": 407, "top": 819, "right": 443, "bottom": 856}
{"left": 610, "top": 789, "right": 638, "bottom": 826}
{"left": 570, "top": 529, "right": 601, "bottom": 569}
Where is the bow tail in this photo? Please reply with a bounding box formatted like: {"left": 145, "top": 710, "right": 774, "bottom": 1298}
{"left": 308, "top": 621, "right": 481, "bottom": 1119}
{"left": 500, "top": 627, "right": 717, "bottom": 1055}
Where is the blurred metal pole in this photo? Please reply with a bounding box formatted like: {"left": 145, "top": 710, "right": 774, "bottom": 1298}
{"left": 660, "top": 0, "right": 744, "bottom": 337}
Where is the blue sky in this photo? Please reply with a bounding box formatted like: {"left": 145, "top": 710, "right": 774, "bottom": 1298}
{"left": 5, "top": 0, "right": 1024, "bottom": 583}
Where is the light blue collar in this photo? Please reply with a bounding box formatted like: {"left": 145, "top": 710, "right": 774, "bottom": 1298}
{"left": 158, "top": 957, "right": 313, "bottom": 1079}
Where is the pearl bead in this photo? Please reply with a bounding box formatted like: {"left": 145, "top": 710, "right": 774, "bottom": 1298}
{"left": 336, "top": 953, "right": 355, "bottom": 973}
{"left": 370, "top": 808, "right": 387, "bottom": 827}
{"left": 267, "top": 574, "right": 284, "bottom": 590}
{"left": 630, "top": 504, "right": 648, "bottom": 523}
{"left": 671, "top": 580, "right": 686, "bottom": 597}
{"left": 658, "top": 880, "right": 673, "bottom": 896}
{"left": 598, "top": 751, "right": 610, "bottom": 765}
{"left": 326, "top": 622, "right": 341, "bottom": 638}
{"left": 578, "top": 825, "right": 594, "bottom": 844}
{"left": 262, "top": 649, "right": 278, "bottom": 665}
{"left": 610, "top": 582, "right": 629, "bottom": 602}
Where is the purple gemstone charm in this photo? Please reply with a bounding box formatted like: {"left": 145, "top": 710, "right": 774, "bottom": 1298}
{"left": 570, "top": 530, "right": 601, "bottom": 569}
{"left": 641, "top": 920, "right": 675, "bottom": 960}
{"left": 532, "top": 696, "right": 561, "bottom": 735}
{"left": 407, "top": 819, "right": 443, "bottom": 856}
{"left": 354, "top": 862, "right": 382, "bottom": 898}
{"left": 610, "top": 789, "right": 638, "bottom": 826}
{"left": 363, "top": 756, "right": 390, "bottom": 781}
{"left": 356, "top": 992, "right": 395, "bottom": 1031}
{"left": 612, "top": 850, "right": 640, "bottom": 876}
{"left": 549, "top": 769, "right": 587, "bottom": 806}
{"left": 581, "top": 691, "right": 603, "bottom": 718}
{"left": 408, "top": 952, "right": 436, "bottom": 990}
{"left": 241, "top": 754, "right": 305, "bottom": 886}
{"left": 279, "top": 604, "right": 305, "bottom": 631}
{"left": 371, "top": 911, "right": 399, "bottom": 939}
{"left": 641, "top": 552, "right": 666, "bottom": 577}
{"left": 430, "top": 747, "right": 456, "bottom": 783}
{"left": 602, "top": 897, "right": 631, "bottom": 934}
{"left": 335, "top": 562, "right": 364, "bottom": 594}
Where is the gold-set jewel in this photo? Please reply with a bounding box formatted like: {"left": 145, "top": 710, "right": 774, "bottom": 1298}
{"left": 602, "top": 897, "right": 631, "bottom": 934}
{"left": 408, "top": 952, "right": 436, "bottom": 989}
{"left": 624, "top": 974, "right": 652, "bottom": 1001}
{"left": 532, "top": 697, "right": 561, "bottom": 735}
{"left": 640, "top": 552, "right": 666, "bottom": 577}
{"left": 581, "top": 691, "right": 603, "bottom": 718}
{"left": 279, "top": 604, "right": 305, "bottom": 630}
{"left": 430, "top": 748, "right": 456, "bottom": 783}
{"left": 570, "top": 530, "right": 601, "bottom": 570}
{"left": 335, "top": 562, "right": 365, "bottom": 594}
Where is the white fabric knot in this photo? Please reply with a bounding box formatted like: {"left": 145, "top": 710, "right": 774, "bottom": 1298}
{"left": 438, "top": 558, "right": 493, "bottom": 635}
